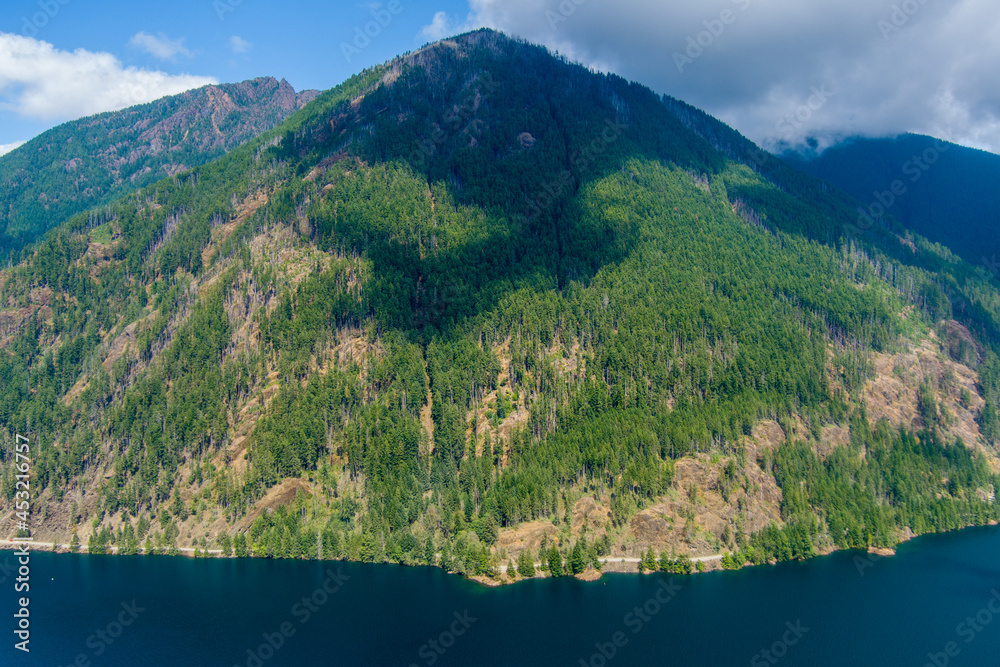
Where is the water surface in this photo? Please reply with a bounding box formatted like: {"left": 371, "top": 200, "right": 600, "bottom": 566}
{"left": 3, "top": 525, "right": 999, "bottom": 666}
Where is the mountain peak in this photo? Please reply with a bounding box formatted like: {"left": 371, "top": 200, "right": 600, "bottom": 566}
{"left": 2, "top": 30, "right": 1000, "bottom": 588}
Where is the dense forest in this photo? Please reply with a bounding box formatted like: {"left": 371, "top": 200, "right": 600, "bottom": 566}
{"left": 0, "top": 29, "right": 997, "bottom": 580}
{"left": 783, "top": 134, "right": 1000, "bottom": 268}
{"left": 0, "top": 76, "right": 317, "bottom": 259}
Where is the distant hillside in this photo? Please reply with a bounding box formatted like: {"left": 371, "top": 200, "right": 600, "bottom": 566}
{"left": 0, "top": 77, "right": 318, "bottom": 257}
{"left": 783, "top": 134, "right": 1000, "bottom": 266}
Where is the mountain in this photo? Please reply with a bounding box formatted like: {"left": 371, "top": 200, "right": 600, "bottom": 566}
{"left": 0, "top": 77, "right": 318, "bottom": 257}
{"left": 782, "top": 134, "right": 1000, "bottom": 267}
{"left": 1, "top": 30, "right": 998, "bottom": 578}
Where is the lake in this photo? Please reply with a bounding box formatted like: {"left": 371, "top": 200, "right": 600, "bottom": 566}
{"left": 3, "top": 525, "right": 999, "bottom": 666}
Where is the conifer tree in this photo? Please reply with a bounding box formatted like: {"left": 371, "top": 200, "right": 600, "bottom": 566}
{"left": 517, "top": 550, "right": 536, "bottom": 577}
{"left": 570, "top": 540, "right": 586, "bottom": 575}
{"left": 548, "top": 545, "right": 564, "bottom": 577}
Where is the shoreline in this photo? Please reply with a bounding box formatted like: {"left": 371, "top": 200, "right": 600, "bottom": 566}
{"left": 0, "top": 540, "right": 222, "bottom": 556}
{"left": 3, "top": 520, "right": 997, "bottom": 587}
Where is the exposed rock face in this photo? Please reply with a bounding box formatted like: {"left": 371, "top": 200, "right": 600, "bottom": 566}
{"left": 629, "top": 441, "right": 784, "bottom": 559}
{"left": 493, "top": 427, "right": 785, "bottom": 565}
{"left": 496, "top": 520, "right": 559, "bottom": 559}
{"left": 96, "top": 77, "right": 319, "bottom": 178}
{"left": 857, "top": 324, "right": 996, "bottom": 467}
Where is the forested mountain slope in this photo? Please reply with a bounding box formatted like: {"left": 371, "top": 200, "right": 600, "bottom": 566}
{"left": 0, "top": 77, "right": 318, "bottom": 258}
{"left": 783, "top": 134, "right": 1000, "bottom": 267}
{"left": 0, "top": 30, "right": 997, "bottom": 579}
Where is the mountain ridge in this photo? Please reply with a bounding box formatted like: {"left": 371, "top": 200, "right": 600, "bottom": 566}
{"left": 0, "top": 76, "right": 318, "bottom": 258}
{"left": 782, "top": 133, "right": 1000, "bottom": 268}
{"left": 0, "top": 29, "right": 998, "bottom": 580}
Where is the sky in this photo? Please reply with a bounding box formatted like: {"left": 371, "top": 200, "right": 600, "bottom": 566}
{"left": 1, "top": 0, "right": 998, "bottom": 157}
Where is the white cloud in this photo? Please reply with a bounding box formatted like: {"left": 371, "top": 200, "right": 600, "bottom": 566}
{"left": 129, "top": 31, "right": 193, "bottom": 61}
{"left": 0, "top": 140, "right": 25, "bottom": 157}
{"left": 420, "top": 11, "right": 460, "bottom": 42}
{"left": 0, "top": 33, "right": 217, "bottom": 120}
{"left": 430, "top": 0, "right": 1000, "bottom": 154}
{"left": 229, "top": 36, "right": 252, "bottom": 54}
{"left": 419, "top": 7, "right": 497, "bottom": 44}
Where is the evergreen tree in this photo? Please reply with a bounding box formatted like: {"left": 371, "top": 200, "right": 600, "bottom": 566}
{"left": 548, "top": 545, "right": 564, "bottom": 577}
{"left": 640, "top": 547, "right": 657, "bottom": 573}
{"left": 219, "top": 534, "right": 233, "bottom": 557}
{"left": 439, "top": 546, "right": 454, "bottom": 572}
{"left": 233, "top": 533, "right": 248, "bottom": 558}
{"left": 424, "top": 537, "right": 436, "bottom": 566}
{"left": 517, "top": 550, "right": 536, "bottom": 578}
{"left": 570, "top": 540, "right": 587, "bottom": 575}
{"left": 658, "top": 551, "right": 671, "bottom": 573}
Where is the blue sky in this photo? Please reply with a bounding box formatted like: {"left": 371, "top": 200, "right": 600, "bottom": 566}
{"left": 2, "top": 0, "right": 999, "bottom": 156}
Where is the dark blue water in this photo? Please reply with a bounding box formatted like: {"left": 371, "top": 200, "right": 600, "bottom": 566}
{"left": 3, "top": 525, "right": 999, "bottom": 666}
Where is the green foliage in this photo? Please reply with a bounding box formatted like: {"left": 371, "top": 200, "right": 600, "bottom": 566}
{"left": 786, "top": 134, "right": 1000, "bottom": 268}
{"left": 547, "top": 544, "right": 564, "bottom": 577}
{"left": 517, "top": 549, "right": 536, "bottom": 577}
{"left": 0, "top": 77, "right": 313, "bottom": 257}
{"left": 233, "top": 533, "right": 248, "bottom": 558}
{"left": 639, "top": 547, "right": 657, "bottom": 573}
{"left": 658, "top": 552, "right": 694, "bottom": 575}
{"left": 763, "top": 419, "right": 1000, "bottom": 557}
{"left": 2, "top": 30, "right": 999, "bottom": 579}
{"left": 570, "top": 539, "right": 587, "bottom": 575}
